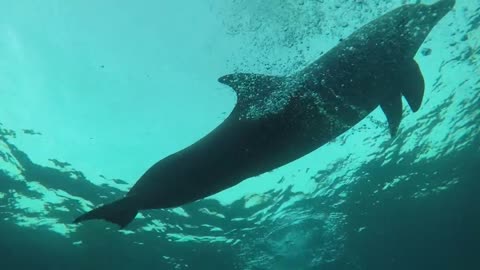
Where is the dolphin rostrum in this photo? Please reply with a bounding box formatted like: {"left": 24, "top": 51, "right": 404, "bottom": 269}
{"left": 74, "top": 0, "right": 455, "bottom": 228}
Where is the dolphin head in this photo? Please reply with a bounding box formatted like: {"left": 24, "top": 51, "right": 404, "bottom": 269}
{"left": 396, "top": 0, "right": 455, "bottom": 57}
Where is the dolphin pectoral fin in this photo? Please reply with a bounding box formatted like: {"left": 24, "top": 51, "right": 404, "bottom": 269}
{"left": 218, "top": 73, "right": 285, "bottom": 117}
{"left": 401, "top": 60, "right": 425, "bottom": 112}
{"left": 73, "top": 197, "right": 138, "bottom": 229}
{"left": 381, "top": 93, "right": 403, "bottom": 137}
{"left": 381, "top": 59, "right": 423, "bottom": 137}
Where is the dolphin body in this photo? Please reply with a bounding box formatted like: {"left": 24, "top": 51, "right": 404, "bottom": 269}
{"left": 74, "top": 0, "right": 455, "bottom": 228}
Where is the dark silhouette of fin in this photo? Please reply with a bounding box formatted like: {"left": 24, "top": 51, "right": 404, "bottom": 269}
{"left": 73, "top": 197, "right": 138, "bottom": 229}
{"left": 401, "top": 60, "right": 425, "bottom": 112}
{"left": 379, "top": 59, "right": 423, "bottom": 137}
{"left": 218, "top": 73, "right": 283, "bottom": 99}
{"left": 218, "top": 73, "right": 286, "bottom": 116}
{"left": 381, "top": 93, "right": 403, "bottom": 137}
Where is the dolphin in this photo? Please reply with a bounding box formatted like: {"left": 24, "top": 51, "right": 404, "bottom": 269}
{"left": 74, "top": 0, "right": 455, "bottom": 228}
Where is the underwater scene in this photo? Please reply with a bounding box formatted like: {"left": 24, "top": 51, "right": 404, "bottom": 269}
{"left": 0, "top": 0, "right": 479, "bottom": 269}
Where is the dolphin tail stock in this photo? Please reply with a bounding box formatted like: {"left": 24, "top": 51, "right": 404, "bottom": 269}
{"left": 74, "top": 196, "right": 138, "bottom": 228}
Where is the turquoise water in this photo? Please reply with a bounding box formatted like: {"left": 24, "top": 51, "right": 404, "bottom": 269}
{"left": 0, "top": 0, "right": 479, "bottom": 269}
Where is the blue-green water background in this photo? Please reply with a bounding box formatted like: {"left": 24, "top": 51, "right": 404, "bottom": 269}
{"left": 0, "top": 0, "right": 479, "bottom": 269}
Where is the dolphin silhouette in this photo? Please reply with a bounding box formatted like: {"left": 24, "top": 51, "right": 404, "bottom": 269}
{"left": 74, "top": 0, "right": 455, "bottom": 228}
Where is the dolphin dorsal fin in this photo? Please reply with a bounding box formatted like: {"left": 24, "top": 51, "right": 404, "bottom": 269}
{"left": 401, "top": 60, "right": 425, "bottom": 112}
{"left": 218, "top": 73, "right": 288, "bottom": 119}
{"left": 381, "top": 93, "right": 403, "bottom": 137}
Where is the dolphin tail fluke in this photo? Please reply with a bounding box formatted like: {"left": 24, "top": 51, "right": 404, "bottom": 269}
{"left": 74, "top": 197, "right": 138, "bottom": 228}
